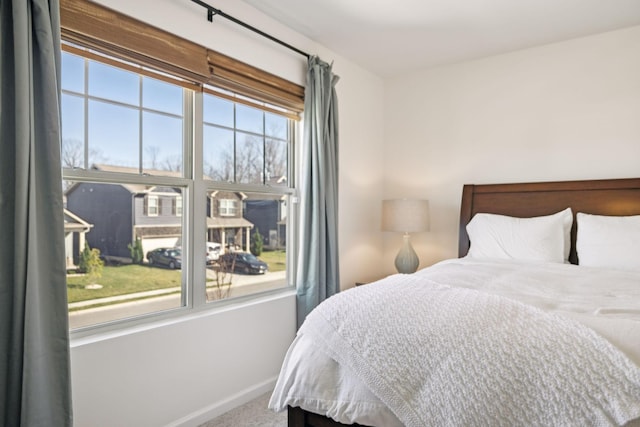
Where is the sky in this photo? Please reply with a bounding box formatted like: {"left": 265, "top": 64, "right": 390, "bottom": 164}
{"left": 60, "top": 50, "right": 289, "bottom": 181}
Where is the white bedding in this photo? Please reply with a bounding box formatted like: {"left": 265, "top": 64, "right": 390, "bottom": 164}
{"left": 269, "top": 258, "right": 640, "bottom": 426}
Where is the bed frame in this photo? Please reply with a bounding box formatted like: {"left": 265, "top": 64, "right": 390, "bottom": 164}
{"left": 288, "top": 176, "right": 640, "bottom": 427}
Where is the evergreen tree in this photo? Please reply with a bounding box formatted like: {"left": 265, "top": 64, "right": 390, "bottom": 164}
{"left": 250, "top": 228, "right": 264, "bottom": 256}
{"left": 128, "top": 237, "right": 144, "bottom": 264}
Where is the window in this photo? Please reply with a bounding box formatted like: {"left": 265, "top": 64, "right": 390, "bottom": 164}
{"left": 174, "top": 196, "right": 182, "bottom": 217}
{"left": 61, "top": 50, "right": 184, "bottom": 174}
{"left": 147, "top": 196, "right": 159, "bottom": 216}
{"left": 62, "top": 48, "right": 189, "bottom": 330}
{"left": 218, "top": 199, "right": 238, "bottom": 216}
{"left": 203, "top": 89, "right": 290, "bottom": 185}
{"left": 60, "top": 0, "right": 302, "bottom": 332}
{"left": 61, "top": 46, "right": 297, "bottom": 331}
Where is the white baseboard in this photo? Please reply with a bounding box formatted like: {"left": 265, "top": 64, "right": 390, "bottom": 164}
{"left": 165, "top": 376, "right": 278, "bottom": 427}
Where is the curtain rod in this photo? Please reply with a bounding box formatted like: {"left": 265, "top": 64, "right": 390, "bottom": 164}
{"left": 190, "top": 0, "right": 311, "bottom": 59}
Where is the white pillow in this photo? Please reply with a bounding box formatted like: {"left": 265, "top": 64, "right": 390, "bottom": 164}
{"left": 466, "top": 208, "right": 573, "bottom": 263}
{"left": 576, "top": 213, "right": 640, "bottom": 272}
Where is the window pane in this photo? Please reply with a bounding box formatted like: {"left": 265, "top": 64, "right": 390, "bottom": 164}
{"left": 88, "top": 100, "right": 139, "bottom": 168}
{"left": 236, "top": 104, "right": 263, "bottom": 134}
{"left": 89, "top": 61, "right": 139, "bottom": 105}
{"left": 143, "top": 77, "right": 183, "bottom": 115}
{"left": 265, "top": 113, "right": 287, "bottom": 139}
{"left": 204, "top": 94, "right": 234, "bottom": 128}
{"left": 142, "top": 111, "right": 183, "bottom": 174}
{"left": 265, "top": 138, "right": 288, "bottom": 185}
{"left": 61, "top": 93, "right": 85, "bottom": 169}
{"left": 147, "top": 196, "right": 159, "bottom": 216}
{"left": 175, "top": 196, "right": 182, "bottom": 216}
{"left": 64, "top": 180, "right": 184, "bottom": 329}
{"left": 202, "top": 92, "right": 292, "bottom": 186}
{"left": 236, "top": 132, "right": 263, "bottom": 184}
{"left": 203, "top": 125, "right": 234, "bottom": 181}
{"left": 205, "top": 192, "right": 287, "bottom": 302}
{"left": 62, "top": 51, "right": 84, "bottom": 93}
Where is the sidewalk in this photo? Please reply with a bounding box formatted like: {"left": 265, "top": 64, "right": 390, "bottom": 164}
{"left": 68, "top": 287, "right": 180, "bottom": 309}
{"left": 68, "top": 270, "right": 288, "bottom": 329}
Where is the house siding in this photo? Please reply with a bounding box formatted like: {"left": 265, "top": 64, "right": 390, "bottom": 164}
{"left": 66, "top": 183, "right": 133, "bottom": 259}
{"left": 133, "top": 193, "right": 182, "bottom": 226}
{"left": 209, "top": 190, "right": 243, "bottom": 218}
{"left": 244, "top": 199, "right": 280, "bottom": 248}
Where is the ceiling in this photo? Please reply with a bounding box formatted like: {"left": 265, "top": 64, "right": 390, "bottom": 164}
{"left": 242, "top": 0, "right": 640, "bottom": 77}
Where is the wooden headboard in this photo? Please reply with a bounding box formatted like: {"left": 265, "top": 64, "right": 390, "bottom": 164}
{"left": 458, "top": 177, "right": 640, "bottom": 264}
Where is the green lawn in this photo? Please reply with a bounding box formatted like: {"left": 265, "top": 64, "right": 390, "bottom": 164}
{"left": 67, "top": 250, "right": 286, "bottom": 303}
{"left": 260, "top": 250, "right": 286, "bottom": 272}
{"left": 67, "top": 264, "right": 181, "bottom": 303}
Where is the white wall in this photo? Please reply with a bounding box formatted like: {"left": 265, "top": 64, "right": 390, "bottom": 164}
{"left": 71, "top": 294, "right": 295, "bottom": 427}
{"left": 70, "top": 1, "right": 385, "bottom": 426}
{"left": 383, "top": 25, "right": 640, "bottom": 275}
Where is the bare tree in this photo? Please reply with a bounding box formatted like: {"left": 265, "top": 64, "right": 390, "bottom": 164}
{"left": 205, "top": 150, "right": 233, "bottom": 181}
{"left": 62, "top": 138, "right": 84, "bottom": 168}
{"left": 265, "top": 138, "right": 286, "bottom": 181}
{"left": 206, "top": 259, "right": 234, "bottom": 301}
{"left": 161, "top": 155, "right": 182, "bottom": 172}
{"left": 235, "top": 136, "right": 262, "bottom": 183}
{"left": 145, "top": 145, "right": 160, "bottom": 169}
{"left": 203, "top": 119, "right": 288, "bottom": 183}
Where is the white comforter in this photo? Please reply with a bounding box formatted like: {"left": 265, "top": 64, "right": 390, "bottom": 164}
{"left": 270, "top": 258, "right": 640, "bottom": 426}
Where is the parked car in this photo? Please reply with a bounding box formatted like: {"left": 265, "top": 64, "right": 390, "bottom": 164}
{"left": 147, "top": 247, "right": 182, "bottom": 269}
{"left": 218, "top": 252, "right": 268, "bottom": 275}
{"left": 206, "top": 242, "right": 221, "bottom": 265}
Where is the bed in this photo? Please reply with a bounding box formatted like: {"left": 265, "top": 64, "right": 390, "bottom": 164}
{"left": 270, "top": 177, "right": 640, "bottom": 427}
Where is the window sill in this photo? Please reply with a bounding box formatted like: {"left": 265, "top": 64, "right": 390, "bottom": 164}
{"left": 70, "top": 286, "right": 296, "bottom": 347}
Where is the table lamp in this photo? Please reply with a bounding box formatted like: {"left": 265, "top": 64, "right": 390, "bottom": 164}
{"left": 381, "top": 199, "right": 430, "bottom": 274}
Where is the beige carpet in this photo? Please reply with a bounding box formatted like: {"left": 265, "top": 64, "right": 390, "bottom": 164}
{"left": 198, "top": 392, "right": 286, "bottom": 427}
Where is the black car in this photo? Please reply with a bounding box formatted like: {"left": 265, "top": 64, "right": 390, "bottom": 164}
{"left": 218, "top": 252, "right": 268, "bottom": 275}
{"left": 147, "top": 247, "right": 182, "bottom": 269}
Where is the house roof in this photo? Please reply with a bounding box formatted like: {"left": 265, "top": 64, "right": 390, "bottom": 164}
{"left": 266, "top": 175, "right": 287, "bottom": 186}
{"left": 93, "top": 164, "right": 183, "bottom": 178}
{"left": 64, "top": 208, "right": 92, "bottom": 232}
{"left": 206, "top": 217, "right": 254, "bottom": 229}
{"left": 92, "top": 164, "right": 183, "bottom": 194}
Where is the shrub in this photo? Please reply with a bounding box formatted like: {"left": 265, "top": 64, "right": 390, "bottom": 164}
{"left": 250, "top": 228, "right": 263, "bottom": 256}
{"left": 79, "top": 242, "right": 104, "bottom": 284}
{"left": 128, "top": 237, "right": 144, "bottom": 264}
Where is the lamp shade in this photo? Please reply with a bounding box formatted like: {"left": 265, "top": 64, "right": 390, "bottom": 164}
{"left": 381, "top": 199, "right": 430, "bottom": 234}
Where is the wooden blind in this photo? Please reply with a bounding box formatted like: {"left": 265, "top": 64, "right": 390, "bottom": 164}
{"left": 60, "top": 0, "right": 210, "bottom": 84}
{"left": 60, "top": 0, "right": 304, "bottom": 113}
{"left": 208, "top": 50, "right": 305, "bottom": 113}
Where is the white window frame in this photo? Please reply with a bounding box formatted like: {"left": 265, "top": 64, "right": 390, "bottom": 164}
{"left": 218, "top": 199, "right": 237, "bottom": 217}
{"left": 62, "top": 47, "right": 298, "bottom": 336}
{"left": 175, "top": 196, "right": 182, "bottom": 217}
{"left": 147, "top": 195, "right": 159, "bottom": 216}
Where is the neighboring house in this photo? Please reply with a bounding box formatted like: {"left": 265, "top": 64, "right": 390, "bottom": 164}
{"left": 206, "top": 190, "right": 254, "bottom": 252}
{"left": 65, "top": 165, "right": 256, "bottom": 262}
{"left": 63, "top": 208, "right": 92, "bottom": 270}
{"left": 244, "top": 196, "right": 287, "bottom": 250}
{"left": 244, "top": 175, "right": 288, "bottom": 250}
{"left": 65, "top": 165, "right": 184, "bottom": 262}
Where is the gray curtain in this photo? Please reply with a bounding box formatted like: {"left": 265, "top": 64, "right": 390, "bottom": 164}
{"left": 296, "top": 56, "right": 340, "bottom": 328}
{"left": 0, "top": 1, "right": 73, "bottom": 426}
